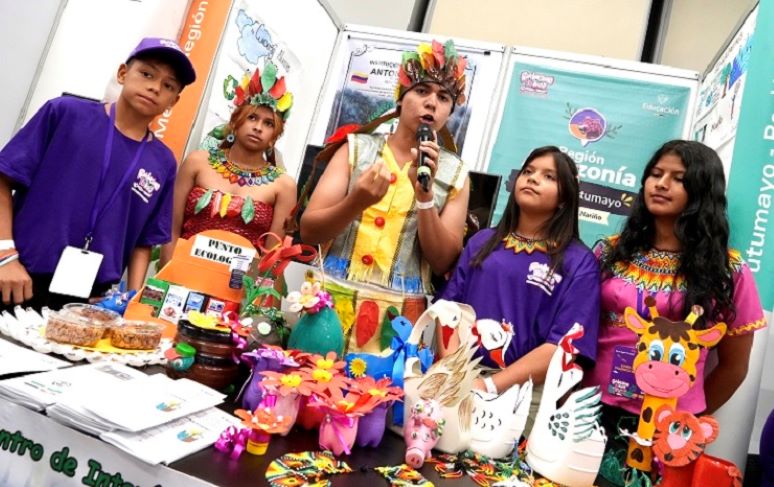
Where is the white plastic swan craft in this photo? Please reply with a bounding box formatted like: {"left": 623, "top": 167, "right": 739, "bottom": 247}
{"left": 403, "top": 300, "right": 534, "bottom": 457}
{"left": 526, "top": 323, "right": 607, "bottom": 487}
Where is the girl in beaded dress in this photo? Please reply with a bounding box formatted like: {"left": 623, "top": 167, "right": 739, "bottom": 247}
{"left": 585, "top": 140, "right": 766, "bottom": 487}
{"left": 160, "top": 63, "right": 296, "bottom": 266}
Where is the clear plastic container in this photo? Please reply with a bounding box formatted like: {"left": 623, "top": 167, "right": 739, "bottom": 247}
{"left": 45, "top": 311, "right": 107, "bottom": 347}
{"left": 62, "top": 304, "right": 120, "bottom": 326}
{"left": 110, "top": 321, "right": 164, "bottom": 350}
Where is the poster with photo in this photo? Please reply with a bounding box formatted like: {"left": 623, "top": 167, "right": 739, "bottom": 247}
{"left": 323, "top": 38, "right": 478, "bottom": 152}
{"left": 309, "top": 31, "right": 506, "bottom": 166}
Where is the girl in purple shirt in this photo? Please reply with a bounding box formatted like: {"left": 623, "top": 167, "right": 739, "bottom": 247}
{"left": 439, "top": 146, "right": 600, "bottom": 397}
{"left": 586, "top": 140, "right": 766, "bottom": 486}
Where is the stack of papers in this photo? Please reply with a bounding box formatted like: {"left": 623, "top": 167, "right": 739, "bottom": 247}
{"left": 0, "top": 362, "right": 145, "bottom": 411}
{"left": 100, "top": 408, "right": 240, "bottom": 464}
{"left": 82, "top": 373, "right": 226, "bottom": 432}
{"left": 0, "top": 362, "right": 234, "bottom": 464}
{"left": 0, "top": 336, "right": 69, "bottom": 376}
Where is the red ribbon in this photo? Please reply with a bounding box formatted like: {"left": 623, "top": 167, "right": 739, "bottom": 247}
{"left": 256, "top": 233, "right": 317, "bottom": 279}
{"left": 214, "top": 426, "right": 250, "bottom": 459}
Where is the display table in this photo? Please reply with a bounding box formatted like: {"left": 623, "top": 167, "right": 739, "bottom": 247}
{"left": 0, "top": 339, "right": 477, "bottom": 487}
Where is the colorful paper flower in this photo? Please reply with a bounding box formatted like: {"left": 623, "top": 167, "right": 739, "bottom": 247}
{"left": 259, "top": 370, "right": 316, "bottom": 397}
{"left": 351, "top": 376, "right": 404, "bottom": 405}
{"left": 286, "top": 281, "right": 321, "bottom": 312}
{"left": 310, "top": 391, "right": 382, "bottom": 417}
{"left": 348, "top": 358, "right": 367, "bottom": 378}
{"left": 235, "top": 406, "right": 294, "bottom": 434}
{"left": 306, "top": 351, "right": 346, "bottom": 373}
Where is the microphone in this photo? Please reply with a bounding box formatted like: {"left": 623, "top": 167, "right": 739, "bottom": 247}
{"left": 416, "top": 123, "right": 433, "bottom": 192}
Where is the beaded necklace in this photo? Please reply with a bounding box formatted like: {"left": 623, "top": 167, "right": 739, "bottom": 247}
{"left": 208, "top": 147, "right": 283, "bottom": 187}
{"left": 502, "top": 232, "right": 550, "bottom": 254}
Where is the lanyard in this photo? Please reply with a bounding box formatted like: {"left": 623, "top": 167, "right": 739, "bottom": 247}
{"left": 84, "top": 103, "right": 151, "bottom": 250}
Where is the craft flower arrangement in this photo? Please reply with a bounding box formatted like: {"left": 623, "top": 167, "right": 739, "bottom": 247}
{"left": 240, "top": 233, "right": 317, "bottom": 348}
{"left": 296, "top": 351, "right": 351, "bottom": 430}
{"left": 287, "top": 276, "right": 345, "bottom": 357}
{"left": 351, "top": 376, "right": 404, "bottom": 447}
{"left": 234, "top": 406, "right": 294, "bottom": 456}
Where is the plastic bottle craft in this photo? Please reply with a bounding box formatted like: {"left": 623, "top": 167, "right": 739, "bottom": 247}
{"left": 526, "top": 323, "right": 607, "bottom": 487}
{"left": 286, "top": 279, "right": 344, "bottom": 357}
{"left": 401, "top": 299, "right": 535, "bottom": 458}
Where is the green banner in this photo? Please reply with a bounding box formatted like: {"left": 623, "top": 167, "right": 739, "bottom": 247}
{"left": 488, "top": 61, "right": 692, "bottom": 245}
{"left": 726, "top": 0, "right": 774, "bottom": 308}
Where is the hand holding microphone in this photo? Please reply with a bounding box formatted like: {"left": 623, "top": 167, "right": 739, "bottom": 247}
{"left": 415, "top": 122, "right": 435, "bottom": 193}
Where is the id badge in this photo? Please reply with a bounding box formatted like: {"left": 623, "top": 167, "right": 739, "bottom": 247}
{"left": 49, "top": 246, "right": 104, "bottom": 298}
{"left": 608, "top": 345, "right": 643, "bottom": 400}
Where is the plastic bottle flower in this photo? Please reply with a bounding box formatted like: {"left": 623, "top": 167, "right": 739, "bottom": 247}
{"left": 302, "top": 355, "right": 351, "bottom": 403}
{"left": 351, "top": 376, "right": 404, "bottom": 448}
{"left": 259, "top": 369, "right": 316, "bottom": 397}
{"left": 307, "top": 351, "right": 346, "bottom": 374}
{"left": 235, "top": 406, "right": 294, "bottom": 434}
{"left": 234, "top": 406, "right": 294, "bottom": 456}
{"left": 286, "top": 281, "right": 322, "bottom": 313}
{"left": 351, "top": 376, "right": 404, "bottom": 406}
{"left": 310, "top": 391, "right": 383, "bottom": 456}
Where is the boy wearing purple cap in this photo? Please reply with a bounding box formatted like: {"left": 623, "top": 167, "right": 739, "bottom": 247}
{"left": 0, "top": 38, "right": 196, "bottom": 309}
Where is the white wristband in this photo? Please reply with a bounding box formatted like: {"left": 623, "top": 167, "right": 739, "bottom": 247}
{"left": 483, "top": 376, "right": 498, "bottom": 395}
{"left": 415, "top": 199, "right": 435, "bottom": 210}
{"left": 0, "top": 240, "right": 15, "bottom": 251}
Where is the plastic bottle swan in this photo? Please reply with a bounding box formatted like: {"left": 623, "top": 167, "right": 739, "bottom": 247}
{"left": 526, "top": 323, "right": 607, "bottom": 487}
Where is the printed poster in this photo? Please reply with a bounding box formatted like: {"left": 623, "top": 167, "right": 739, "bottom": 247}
{"left": 488, "top": 61, "right": 692, "bottom": 245}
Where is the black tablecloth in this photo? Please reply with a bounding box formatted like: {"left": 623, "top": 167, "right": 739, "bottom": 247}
{"left": 170, "top": 425, "right": 477, "bottom": 486}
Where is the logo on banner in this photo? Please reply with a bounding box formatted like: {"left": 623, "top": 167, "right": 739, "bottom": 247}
{"left": 568, "top": 108, "right": 607, "bottom": 146}
{"left": 578, "top": 180, "right": 638, "bottom": 225}
{"left": 520, "top": 71, "right": 555, "bottom": 96}
{"left": 642, "top": 94, "right": 681, "bottom": 117}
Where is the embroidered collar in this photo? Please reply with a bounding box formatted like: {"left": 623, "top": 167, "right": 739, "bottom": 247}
{"left": 503, "top": 232, "right": 550, "bottom": 254}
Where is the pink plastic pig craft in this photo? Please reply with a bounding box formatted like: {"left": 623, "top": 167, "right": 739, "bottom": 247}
{"left": 404, "top": 398, "right": 445, "bottom": 469}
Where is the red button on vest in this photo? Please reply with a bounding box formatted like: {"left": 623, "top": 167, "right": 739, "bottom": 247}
{"left": 374, "top": 217, "right": 385, "bottom": 228}
{"left": 361, "top": 254, "right": 374, "bottom": 265}
{"left": 390, "top": 173, "right": 397, "bottom": 184}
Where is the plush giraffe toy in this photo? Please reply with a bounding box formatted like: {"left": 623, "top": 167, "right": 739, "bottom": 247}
{"left": 623, "top": 296, "right": 727, "bottom": 474}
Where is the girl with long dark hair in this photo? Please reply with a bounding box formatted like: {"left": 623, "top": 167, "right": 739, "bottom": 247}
{"left": 586, "top": 140, "right": 766, "bottom": 486}
{"left": 438, "top": 146, "right": 600, "bottom": 398}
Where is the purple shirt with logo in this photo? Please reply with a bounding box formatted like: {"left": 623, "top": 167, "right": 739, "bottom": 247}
{"left": 438, "top": 228, "right": 600, "bottom": 368}
{"left": 0, "top": 96, "right": 176, "bottom": 285}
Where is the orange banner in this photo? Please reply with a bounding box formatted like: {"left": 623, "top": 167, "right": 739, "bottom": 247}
{"left": 150, "top": 0, "right": 233, "bottom": 162}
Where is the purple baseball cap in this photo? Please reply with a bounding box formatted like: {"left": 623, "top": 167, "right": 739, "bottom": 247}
{"left": 126, "top": 37, "right": 196, "bottom": 86}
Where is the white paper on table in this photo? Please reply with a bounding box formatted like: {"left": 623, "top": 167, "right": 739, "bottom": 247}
{"left": 0, "top": 336, "right": 69, "bottom": 375}
{"left": 0, "top": 362, "right": 146, "bottom": 411}
{"left": 100, "top": 407, "right": 240, "bottom": 464}
{"left": 85, "top": 374, "right": 226, "bottom": 432}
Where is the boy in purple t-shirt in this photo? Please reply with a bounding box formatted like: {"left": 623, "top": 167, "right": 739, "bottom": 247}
{"left": 0, "top": 38, "right": 196, "bottom": 310}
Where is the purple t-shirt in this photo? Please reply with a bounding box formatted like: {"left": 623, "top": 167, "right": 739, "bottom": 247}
{"left": 0, "top": 96, "right": 176, "bottom": 285}
{"left": 439, "top": 228, "right": 600, "bottom": 368}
